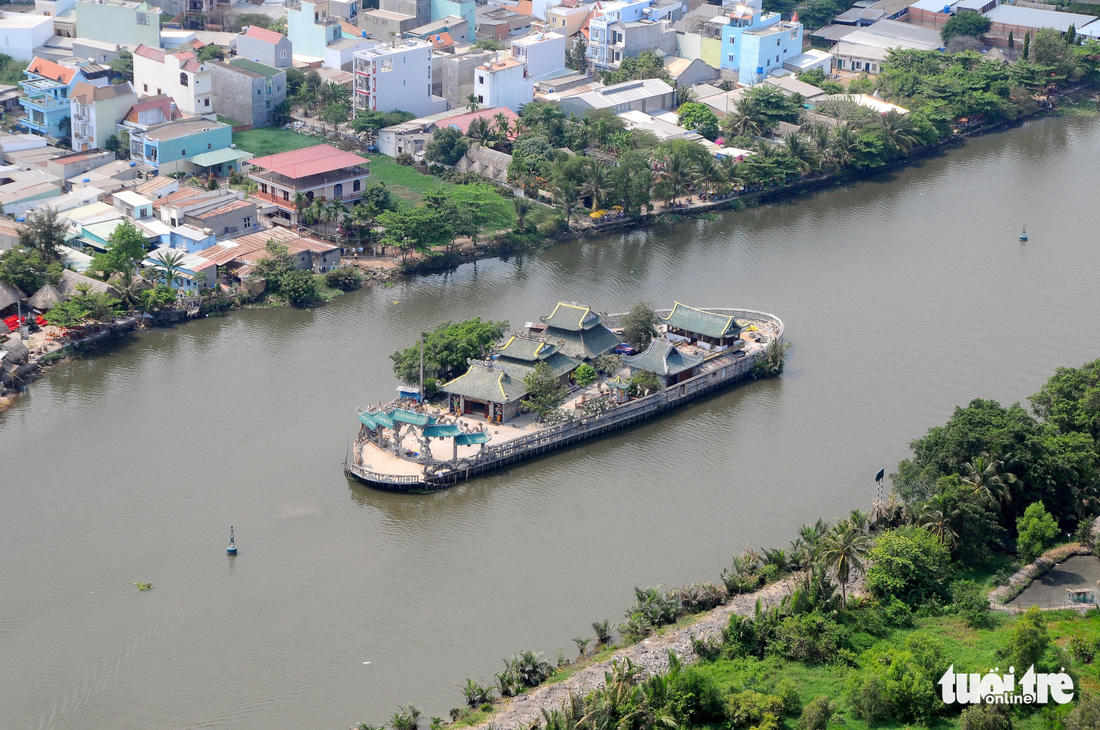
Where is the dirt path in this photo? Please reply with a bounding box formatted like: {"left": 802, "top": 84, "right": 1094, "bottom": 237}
{"left": 467, "top": 579, "right": 800, "bottom": 730}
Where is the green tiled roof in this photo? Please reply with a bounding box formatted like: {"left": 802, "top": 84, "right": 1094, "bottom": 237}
{"left": 358, "top": 411, "right": 378, "bottom": 428}
{"left": 456, "top": 432, "right": 491, "bottom": 445}
{"left": 497, "top": 350, "right": 579, "bottom": 381}
{"left": 391, "top": 408, "right": 430, "bottom": 426}
{"left": 441, "top": 361, "right": 527, "bottom": 404}
{"left": 496, "top": 336, "right": 560, "bottom": 362}
{"left": 229, "top": 58, "right": 282, "bottom": 78}
{"left": 547, "top": 324, "right": 621, "bottom": 361}
{"left": 540, "top": 302, "right": 603, "bottom": 331}
{"left": 624, "top": 339, "right": 703, "bottom": 377}
{"left": 423, "top": 423, "right": 462, "bottom": 438}
{"left": 607, "top": 374, "right": 631, "bottom": 390}
{"left": 659, "top": 302, "right": 743, "bottom": 340}
{"left": 373, "top": 411, "right": 395, "bottom": 429}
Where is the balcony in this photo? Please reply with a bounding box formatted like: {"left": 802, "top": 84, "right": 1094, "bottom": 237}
{"left": 20, "top": 94, "right": 70, "bottom": 113}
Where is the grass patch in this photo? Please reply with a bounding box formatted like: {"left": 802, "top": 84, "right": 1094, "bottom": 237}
{"left": 544, "top": 643, "right": 623, "bottom": 686}
{"left": 217, "top": 115, "right": 246, "bottom": 128}
{"left": 365, "top": 154, "right": 451, "bottom": 206}
{"left": 449, "top": 706, "right": 495, "bottom": 728}
{"left": 1052, "top": 98, "right": 1098, "bottom": 117}
{"left": 232, "top": 127, "right": 318, "bottom": 156}
{"left": 132, "top": 582, "right": 153, "bottom": 591}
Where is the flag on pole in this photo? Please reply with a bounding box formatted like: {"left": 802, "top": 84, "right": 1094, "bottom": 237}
{"left": 875, "top": 468, "right": 885, "bottom": 482}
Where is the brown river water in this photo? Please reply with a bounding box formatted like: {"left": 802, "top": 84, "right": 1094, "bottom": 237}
{"left": 2, "top": 115, "right": 1100, "bottom": 728}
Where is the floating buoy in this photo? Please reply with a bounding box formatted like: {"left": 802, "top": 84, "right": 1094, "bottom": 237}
{"left": 1019, "top": 225, "right": 1028, "bottom": 242}
{"left": 227, "top": 526, "right": 237, "bottom": 555}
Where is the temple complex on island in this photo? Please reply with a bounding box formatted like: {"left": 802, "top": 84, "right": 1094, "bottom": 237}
{"left": 346, "top": 301, "right": 785, "bottom": 491}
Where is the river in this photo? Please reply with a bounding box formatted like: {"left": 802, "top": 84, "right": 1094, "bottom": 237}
{"left": 3, "top": 114, "right": 1100, "bottom": 729}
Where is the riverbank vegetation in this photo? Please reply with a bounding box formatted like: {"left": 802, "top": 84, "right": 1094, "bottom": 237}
{"left": 355, "top": 358, "right": 1100, "bottom": 730}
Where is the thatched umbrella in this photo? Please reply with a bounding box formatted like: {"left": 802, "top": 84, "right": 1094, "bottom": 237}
{"left": 28, "top": 283, "right": 65, "bottom": 311}
{"left": 0, "top": 280, "right": 25, "bottom": 312}
{"left": 2, "top": 335, "right": 31, "bottom": 364}
{"left": 0, "top": 319, "right": 9, "bottom": 336}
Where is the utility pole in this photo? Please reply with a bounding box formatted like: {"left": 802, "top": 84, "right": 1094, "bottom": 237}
{"left": 418, "top": 333, "right": 425, "bottom": 401}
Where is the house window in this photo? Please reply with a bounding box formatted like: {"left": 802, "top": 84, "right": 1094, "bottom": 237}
{"left": 333, "top": 182, "right": 343, "bottom": 198}
{"left": 143, "top": 83, "right": 148, "bottom": 92}
{"left": 283, "top": 190, "right": 289, "bottom": 200}
{"left": 181, "top": 73, "right": 189, "bottom": 86}
{"left": 243, "top": 216, "right": 252, "bottom": 228}
{"left": 181, "top": 149, "right": 186, "bottom": 155}
{"left": 280, "top": 50, "right": 288, "bottom": 58}
{"left": 208, "top": 143, "right": 212, "bottom": 149}
{"left": 205, "top": 98, "right": 210, "bottom": 107}
{"left": 477, "top": 94, "right": 483, "bottom": 103}
{"left": 353, "top": 179, "right": 360, "bottom": 192}
{"left": 776, "top": 38, "right": 780, "bottom": 46}
{"left": 261, "top": 183, "right": 267, "bottom": 194}
{"left": 728, "top": 54, "right": 734, "bottom": 62}
{"left": 224, "top": 226, "right": 230, "bottom": 233}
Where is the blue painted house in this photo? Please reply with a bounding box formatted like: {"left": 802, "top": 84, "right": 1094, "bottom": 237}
{"left": 719, "top": 0, "right": 804, "bottom": 85}
{"left": 120, "top": 118, "right": 235, "bottom": 175}
{"left": 19, "top": 58, "right": 86, "bottom": 138}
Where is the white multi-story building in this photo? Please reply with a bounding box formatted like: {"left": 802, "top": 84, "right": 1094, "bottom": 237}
{"left": 70, "top": 81, "right": 138, "bottom": 152}
{"left": 587, "top": 0, "right": 681, "bottom": 69}
{"left": 0, "top": 11, "right": 55, "bottom": 62}
{"left": 473, "top": 56, "right": 532, "bottom": 112}
{"left": 133, "top": 44, "right": 213, "bottom": 117}
{"left": 352, "top": 38, "right": 446, "bottom": 118}
{"left": 510, "top": 29, "right": 567, "bottom": 81}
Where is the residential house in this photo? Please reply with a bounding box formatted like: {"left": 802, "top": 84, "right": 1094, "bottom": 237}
{"left": 69, "top": 81, "right": 138, "bottom": 152}
{"left": 0, "top": 164, "right": 62, "bottom": 214}
{"left": 235, "top": 24, "right": 293, "bottom": 68}
{"left": 46, "top": 149, "right": 115, "bottom": 180}
{"left": 132, "top": 44, "right": 213, "bottom": 116}
{"left": 19, "top": 57, "right": 86, "bottom": 138}
{"left": 828, "top": 19, "right": 941, "bottom": 73}
{"left": 663, "top": 56, "right": 719, "bottom": 87}
{"left": 472, "top": 57, "right": 533, "bottom": 112}
{"left": 121, "top": 118, "right": 235, "bottom": 175}
{"left": 587, "top": 0, "right": 678, "bottom": 69}
{"left": 144, "top": 246, "right": 217, "bottom": 293}
{"left": 510, "top": 29, "right": 568, "bottom": 80}
{"left": 71, "top": 39, "right": 126, "bottom": 66}
{"left": 545, "top": 77, "right": 674, "bottom": 115}
{"left": 288, "top": 0, "right": 344, "bottom": 59}
{"left": 0, "top": 10, "right": 55, "bottom": 63}
{"left": 477, "top": 5, "right": 533, "bottom": 41}
{"left": 673, "top": 3, "right": 725, "bottom": 68}
{"left": 247, "top": 143, "right": 369, "bottom": 225}
{"left": 193, "top": 227, "right": 340, "bottom": 280}
{"left": 717, "top": 0, "right": 806, "bottom": 85}
{"left": 73, "top": 0, "right": 160, "bottom": 47}
{"left": 437, "top": 47, "right": 496, "bottom": 109}
{"left": 352, "top": 39, "right": 447, "bottom": 118}
{"left": 181, "top": 0, "right": 232, "bottom": 31}
{"left": 433, "top": 0, "right": 476, "bottom": 40}
{"left": 983, "top": 5, "right": 1100, "bottom": 44}
{"left": 209, "top": 59, "right": 286, "bottom": 128}
{"left": 0, "top": 85, "right": 21, "bottom": 114}
{"left": 409, "top": 17, "right": 468, "bottom": 50}
{"left": 122, "top": 94, "right": 181, "bottom": 129}
{"left": 111, "top": 190, "right": 155, "bottom": 219}
{"left": 547, "top": 1, "right": 593, "bottom": 36}
{"left": 376, "top": 105, "right": 517, "bottom": 157}
{"left": 453, "top": 145, "right": 512, "bottom": 184}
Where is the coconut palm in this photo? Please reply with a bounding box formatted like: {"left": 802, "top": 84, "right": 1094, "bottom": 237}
{"left": 722, "top": 110, "right": 762, "bottom": 139}
{"left": 869, "top": 493, "right": 908, "bottom": 530}
{"left": 783, "top": 131, "right": 818, "bottom": 173}
{"left": 963, "top": 453, "right": 1018, "bottom": 506}
{"left": 693, "top": 155, "right": 726, "bottom": 195}
{"left": 493, "top": 111, "right": 511, "bottom": 140}
{"left": 553, "top": 179, "right": 580, "bottom": 224}
{"left": 824, "top": 124, "right": 857, "bottom": 170}
{"left": 580, "top": 163, "right": 609, "bottom": 209}
{"left": 466, "top": 93, "right": 480, "bottom": 113}
{"left": 152, "top": 249, "right": 187, "bottom": 290}
{"left": 717, "top": 155, "right": 743, "bottom": 188}
{"left": 512, "top": 196, "right": 532, "bottom": 232}
{"left": 820, "top": 522, "right": 870, "bottom": 608}
{"left": 655, "top": 151, "right": 694, "bottom": 204}
{"left": 876, "top": 109, "right": 921, "bottom": 152}
{"left": 293, "top": 192, "right": 309, "bottom": 222}
{"left": 920, "top": 492, "right": 960, "bottom": 550}
{"left": 467, "top": 116, "right": 492, "bottom": 143}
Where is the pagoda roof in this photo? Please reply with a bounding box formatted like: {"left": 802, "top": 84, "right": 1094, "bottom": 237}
{"left": 422, "top": 423, "right": 462, "bottom": 438}
{"left": 546, "top": 324, "right": 621, "bottom": 361}
{"left": 495, "top": 335, "right": 560, "bottom": 362}
{"left": 659, "top": 302, "right": 743, "bottom": 340}
{"left": 497, "top": 350, "right": 579, "bottom": 381}
{"left": 624, "top": 339, "right": 703, "bottom": 377}
{"left": 607, "top": 374, "right": 631, "bottom": 390}
{"left": 391, "top": 408, "right": 431, "bottom": 426}
{"left": 540, "top": 302, "right": 604, "bottom": 331}
{"left": 455, "top": 432, "right": 491, "bottom": 445}
{"left": 440, "top": 360, "right": 527, "bottom": 404}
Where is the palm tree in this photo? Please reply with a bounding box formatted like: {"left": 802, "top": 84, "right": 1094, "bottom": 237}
{"left": 152, "top": 249, "right": 187, "bottom": 290}
{"left": 824, "top": 124, "right": 857, "bottom": 170}
{"left": 820, "top": 522, "right": 870, "bottom": 608}
{"left": 553, "top": 179, "right": 580, "bottom": 224}
{"left": 920, "top": 492, "right": 960, "bottom": 550}
{"left": 876, "top": 109, "right": 921, "bottom": 152}
{"left": 783, "top": 132, "right": 817, "bottom": 174}
{"left": 466, "top": 93, "right": 480, "bottom": 112}
{"left": 512, "top": 197, "right": 532, "bottom": 232}
{"left": 656, "top": 151, "right": 693, "bottom": 204}
{"left": 963, "top": 453, "right": 1018, "bottom": 506}
{"left": 240, "top": 179, "right": 258, "bottom": 199}
{"left": 722, "top": 110, "right": 761, "bottom": 139}
{"left": 493, "top": 111, "right": 511, "bottom": 140}
{"left": 293, "top": 192, "right": 309, "bottom": 222}
{"left": 580, "top": 163, "right": 609, "bottom": 209}
{"left": 467, "top": 116, "right": 492, "bottom": 143}
{"left": 693, "top": 155, "right": 726, "bottom": 195}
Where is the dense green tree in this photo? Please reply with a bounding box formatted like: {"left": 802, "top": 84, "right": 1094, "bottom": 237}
{"left": 324, "top": 267, "right": 363, "bottom": 291}
{"left": 0, "top": 248, "right": 61, "bottom": 293}
{"left": 598, "top": 51, "right": 671, "bottom": 85}
{"left": 573, "top": 363, "right": 597, "bottom": 389}
{"left": 941, "top": 13, "right": 992, "bottom": 43}
{"left": 321, "top": 102, "right": 349, "bottom": 133}
{"left": 109, "top": 49, "right": 134, "bottom": 81}
{"left": 349, "top": 110, "right": 414, "bottom": 135}
{"left": 629, "top": 370, "right": 662, "bottom": 397}
{"left": 18, "top": 206, "right": 66, "bottom": 263}
{"left": 846, "top": 635, "right": 948, "bottom": 724}
{"left": 736, "top": 85, "right": 803, "bottom": 133}
{"left": 377, "top": 206, "right": 453, "bottom": 261}
{"left": 523, "top": 361, "right": 569, "bottom": 418}
{"left": 621, "top": 303, "right": 658, "bottom": 350}
{"left": 677, "top": 102, "right": 719, "bottom": 141}
{"left": 425, "top": 127, "right": 469, "bottom": 166}
{"left": 43, "top": 297, "right": 90, "bottom": 329}
{"left": 864, "top": 526, "right": 950, "bottom": 605}
{"left": 1016, "top": 501, "right": 1060, "bottom": 562}
{"left": 390, "top": 318, "right": 508, "bottom": 384}
{"left": 1001, "top": 606, "right": 1050, "bottom": 672}
{"left": 608, "top": 150, "right": 653, "bottom": 218}
{"left": 820, "top": 521, "right": 870, "bottom": 608}
{"left": 1029, "top": 358, "right": 1100, "bottom": 441}
{"left": 91, "top": 219, "right": 148, "bottom": 277}
{"left": 279, "top": 268, "right": 319, "bottom": 307}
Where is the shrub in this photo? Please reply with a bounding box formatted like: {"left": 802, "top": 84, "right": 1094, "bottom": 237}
{"left": 668, "top": 665, "right": 725, "bottom": 726}
{"left": 846, "top": 635, "right": 947, "bottom": 724}
{"left": 952, "top": 579, "right": 990, "bottom": 628}
{"left": 1000, "top": 606, "right": 1050, "bottom": 672}
{"left": 1016, "top": 502, "right": 1060, "bottom": 562}
{"left": 279, "top": 268, "right": 319, "bottom": 307}
{"left": 865, "top": 526, "right": 951, "bottom": 605}
{"left": 667, "top": 582, "right": 728, "bottom": 613}
{"left": 626, "top": 586, "right": 682, "bottom": 627}
{"left": 1064, "top": 691, "right": 1100, "bottom": 730}
{"left": 798, "top": 696, "right": 833, "bottom": 730}
{"left": 959, "top": 703, "right": 1014, "bottom": 730}
{"left": 324, "top": 266, "right": 363, "bottom": 291}
{"left": 1068, "top": 636, "right": 1095, "bottom": 664}
{"left": 725, "top": 689, "right": 784, "bottom": 729}
{"left": 391, "top": 705, "right": 421, "bottom": 730}
{"left": 396, "top": 152, "right": 414, "bottom": 166}
{"left": 536, "top": 214, "right": 566, "bottom": 236}
{"left": 768, "top": 612, "right": 847, "bottom": 665}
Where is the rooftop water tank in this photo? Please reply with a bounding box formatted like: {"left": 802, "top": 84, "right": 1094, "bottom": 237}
{"left": 82, "top": 177, "right": 90, "bottom": 182}
{"left": 129, "top": 161, "right": 136, "bottom": 167}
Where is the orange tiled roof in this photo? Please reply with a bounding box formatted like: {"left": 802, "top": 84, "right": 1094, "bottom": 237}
{"left": 27, "top": 57, "right": 78, "bottom": 84}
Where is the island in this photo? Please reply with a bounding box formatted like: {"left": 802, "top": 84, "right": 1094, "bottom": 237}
{"left": 345, "top": 302, "right": 784, "bottom": 491}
